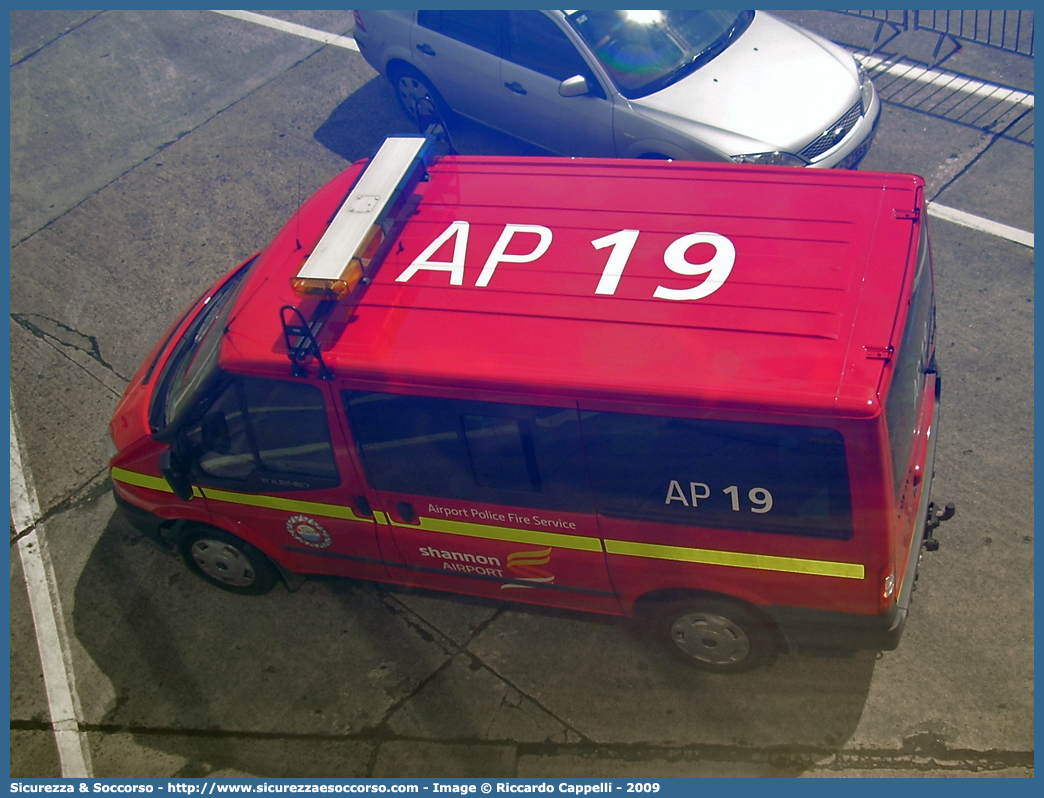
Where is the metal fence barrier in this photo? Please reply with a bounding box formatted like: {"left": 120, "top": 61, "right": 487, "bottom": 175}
{"left": 840, "top": 10, "right": 1034, "bottom": 64}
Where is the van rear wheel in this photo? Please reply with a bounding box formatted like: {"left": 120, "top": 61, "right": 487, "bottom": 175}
{"left": 655, "top": 598, "right": 774, "bottom": 673}
{"left": 179, "top": 527, "right": 278, "bottom": 596}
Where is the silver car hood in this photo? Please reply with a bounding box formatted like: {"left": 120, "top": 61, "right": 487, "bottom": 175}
{"left": 631, "top": 13, "right": 861, "bottom": 155}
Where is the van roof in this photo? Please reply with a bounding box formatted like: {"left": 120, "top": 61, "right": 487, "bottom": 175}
{"left": 221, "top": 155, "right": 925, "bottom": 419}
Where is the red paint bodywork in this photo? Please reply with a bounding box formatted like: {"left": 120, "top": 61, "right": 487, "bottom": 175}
{"left": 110, "top": 153, "right": 937, "bottom": 648}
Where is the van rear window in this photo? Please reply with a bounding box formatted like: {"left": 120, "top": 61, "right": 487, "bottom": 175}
{"left": 346, "top": 391, "right": 852, "bottom": 540}
{"left": 581, "top": 413, "right": 853, "bottom": 540}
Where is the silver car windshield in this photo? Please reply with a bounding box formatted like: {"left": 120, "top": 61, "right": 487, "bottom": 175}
{"left": 567, "top": 10, "right": 754, "bottom": 99}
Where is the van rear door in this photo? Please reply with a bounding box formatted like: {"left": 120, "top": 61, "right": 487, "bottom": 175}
{"left": 884, "top": 224, "right": 938, "bottom": 598}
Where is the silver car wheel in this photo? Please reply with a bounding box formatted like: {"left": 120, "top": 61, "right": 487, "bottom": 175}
{"left": 394, "top": 70, "right": 456, "bottom": 155}
{"left": 396, "top": 75, "right": 433, "bottom": 126}
{"left": 670, "top": 610, "right": 752, "bottom": 665}
{"left": 190, "top": 537, "right": 257, "bottom": 588}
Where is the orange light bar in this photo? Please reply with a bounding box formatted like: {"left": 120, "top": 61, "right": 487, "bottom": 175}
{"left": 292, "top": 135, "right": 431, "bottom": 298}
{"left": 291, "top": 227, "right": 385, "bottom": 298}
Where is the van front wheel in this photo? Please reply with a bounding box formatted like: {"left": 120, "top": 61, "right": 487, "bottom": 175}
{"left": 655, "top": 599, "right": 774, "bottom": 673}
{"left": 180, "top": 527, "right": 278, "bottom": 596}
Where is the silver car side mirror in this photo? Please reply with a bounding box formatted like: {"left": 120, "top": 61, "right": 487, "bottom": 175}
{"left": 558, "top": 75, "right": 589, "bottom": 98}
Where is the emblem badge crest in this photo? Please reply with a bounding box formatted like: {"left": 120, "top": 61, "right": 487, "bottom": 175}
{"left": 286, "top": 514, "right": 332, "bottom": 549}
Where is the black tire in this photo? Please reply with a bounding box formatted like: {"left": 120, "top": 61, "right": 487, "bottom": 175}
{"left": 179, "top": 526, "right": 278, "bottom": 596}
{"left": 388, "top": 64, "right": 456, "bottom": 155}
{"left": 653, "top": 598, "right": 776, "bottom": 673}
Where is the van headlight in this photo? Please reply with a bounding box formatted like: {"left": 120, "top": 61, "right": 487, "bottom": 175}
{"left": 731, "top": 151, "right": 808, "bottom": 167}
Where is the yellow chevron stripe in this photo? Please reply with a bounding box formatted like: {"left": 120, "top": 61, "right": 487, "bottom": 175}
{"left": 111, "top": 468, "right": 862, "bottom": 579}
{"left": 110, "top": 468, "right": 366, "bottom": 521}
{"left": 199, "top": 487, "right": 369, "bottom": 523}
{"left": 110, "top": 467, "right": 202, "bottom": 498}
{"left": 388, "top": 514, "right": 604, "bottom": 553}
{"left": 604, "top": 538, "right": 864, "bottom": 579}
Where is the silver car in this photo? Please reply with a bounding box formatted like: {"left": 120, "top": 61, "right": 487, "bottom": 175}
{"left": 352, "top": 9, "right": 880, "bottom": 167}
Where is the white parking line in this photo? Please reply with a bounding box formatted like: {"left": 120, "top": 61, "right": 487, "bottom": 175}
{"left": 10, "top": 397, "right": 93, "bottom": 778}
{"left": 858, "top": 52, "right": 1034, "bottom": 108}
{"left": 212, "top": 9, "right": 359, "bottom": 51}
{"left": 929, "top": 203, "right": 1034, "bottom": 248}
{"left": 218, "top": 8, "right": 1035, "bottom": 251}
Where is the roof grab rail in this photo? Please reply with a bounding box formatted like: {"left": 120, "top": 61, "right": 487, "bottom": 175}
{"left": 280, "top": 304, "right": 333, "bottom": 380}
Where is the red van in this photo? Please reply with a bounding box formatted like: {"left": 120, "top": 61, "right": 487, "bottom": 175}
{"left": 109, "top": 136, "right": 952, "bottom": 672}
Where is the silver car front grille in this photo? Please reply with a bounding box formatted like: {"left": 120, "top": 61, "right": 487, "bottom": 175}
{"left": 799, "top": 100, "right": 864, "bottom": 162}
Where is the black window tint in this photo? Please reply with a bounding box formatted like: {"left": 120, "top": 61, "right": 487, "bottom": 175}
{"left": 345, "top": 392, "right": 588, "bottom": 511}
{"left": 582, "top": 412, "right": 852, "bottom": 539}
{"left": 885, "top": 226, "right": 934, "bottom": 494}
{"left": 418, "top": 11, "right": 502, "bottom": 56}
{"left": 193, "top": 381, "right": 254, "bottom": 480}
{"left": 152, "top": 265, "right": 249, "bottom": 431}
{"left": 240, "top": 378, "right": 338, "bottom": 479}
{"left": 186, "top": 376, "right": 338, "bottom": 487}
{"left": 507, "top": 11, "right": 590, "bottom": 81}
{"left": 462, "top": 414, "right": 540, "bottom": 491}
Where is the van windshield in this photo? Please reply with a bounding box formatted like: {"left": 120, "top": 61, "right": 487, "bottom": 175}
{"left": 566, "top": 9, "right": 754, "bottom": 99}
{"left": 150, "top": 262, "right": 252, "bottom": 434}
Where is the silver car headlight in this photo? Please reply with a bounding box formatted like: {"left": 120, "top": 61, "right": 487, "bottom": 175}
{"left": 857, "top": 60, "right": 875, "bottom": 111}
{"left": 730, "top": 151, "right": 808, "bottom": 167}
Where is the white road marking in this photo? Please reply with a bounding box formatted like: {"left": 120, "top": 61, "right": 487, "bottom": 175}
{"left": 928, "top": 202, "right": 1034, "bottom": 248}
{"left": 858, "top": 52, "right": 1034, "bottom": 108}
{"left": 10, "top": 396, "right": 93, "bottom": 778}
{"left": 212, "top": 9, "right": 359, "bottom": 51}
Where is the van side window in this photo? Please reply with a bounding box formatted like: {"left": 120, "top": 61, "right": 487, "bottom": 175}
{"left": 344, "top": 392, "right": 589, "bottom": 511}
{"left": 581, "top": 412, "right": 853, "bottom": 540}
{"left": 185, "top": 376, "right": 338, "bottom": 490}
{"left": 885, "top": 225, "right": 934, "bottom": 496}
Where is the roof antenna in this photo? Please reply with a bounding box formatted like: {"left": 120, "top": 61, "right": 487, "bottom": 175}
{"left": 295, "top": 163, "right": 303, "bottom": 250}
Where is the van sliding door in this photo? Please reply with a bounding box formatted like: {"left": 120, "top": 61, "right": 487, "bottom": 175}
{"left": 343, "top": 391, "right": 621, "bottom": 614}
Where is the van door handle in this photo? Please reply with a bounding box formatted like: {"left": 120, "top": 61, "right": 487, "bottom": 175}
{"left": 415, "top": 43, "right": 436, "bottom": 56}
{"left": 504, "top": 81, "right": 527, "bottom": 95}
{"left": 397, "top": 501, "right": 417, "bottom": 524}
{"left": 355, "top": 496, "right": 373, "bottom": 518}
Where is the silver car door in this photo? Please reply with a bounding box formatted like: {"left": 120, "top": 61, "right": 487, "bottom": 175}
{"left": 410, "top": 11, "right": 505, "bottom": 124}
{"left": 496, "top": 11, "right": 616, "bottom": 157}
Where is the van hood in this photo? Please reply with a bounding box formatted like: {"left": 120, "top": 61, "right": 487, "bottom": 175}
{"left": 632, "top": 13, "right": 861, "bottom": 155}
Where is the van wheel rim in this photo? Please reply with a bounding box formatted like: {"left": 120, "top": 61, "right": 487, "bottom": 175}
{"left": 191, "top": 539, "right": 256, "bottom": 588}
{"left": 670, "top": 611, "right": 751, "bottom": 664}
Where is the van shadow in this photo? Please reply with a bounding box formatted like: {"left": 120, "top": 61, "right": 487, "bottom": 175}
{"left": 384, "top": 584, "right": 880, "bottom": 770}
{"left": 312, "top": 76, "right": 414, "bottom": 164}
{"left": 312, "top": 75, "right": 550, "bottom": 163}
{"left": 73, "top": 514, "right": 877, "bottom": 777}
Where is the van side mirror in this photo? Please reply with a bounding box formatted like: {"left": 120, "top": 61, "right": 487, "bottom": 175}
{"left": 559, "top": 75, "right": 590, "bottom": 97}
{"left": 159, "top": 450, "right": 195, "bottom": 502}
